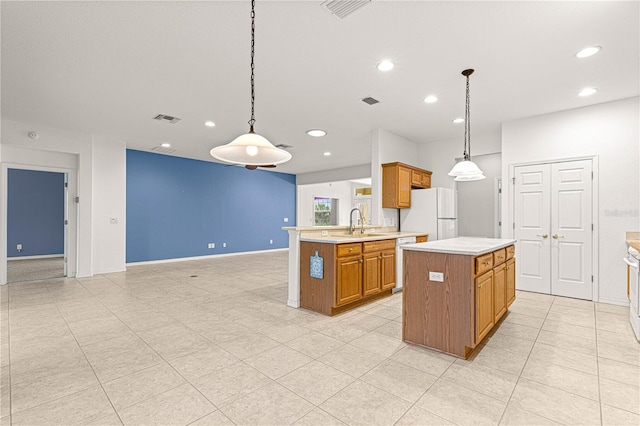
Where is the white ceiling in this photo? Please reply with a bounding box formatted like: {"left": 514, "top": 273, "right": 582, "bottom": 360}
{"left": 2, "top": 1, "right": 638, "bottom": 175}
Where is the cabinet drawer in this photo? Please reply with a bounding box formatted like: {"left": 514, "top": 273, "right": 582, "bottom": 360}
{"left": 363, "top": 239, "right": 395, "bottom": 253}
{"left": 475, "top": 253, "right": 494, "bottom": 275}
{"left": 493, "top": 249, "right": 506, "bottom": 265}
{"left": 506, "top": 245, "right": 515, "bottom": 260}
{"left": 337, "top": 243, "right": 361, "bottom": 257}
{"left": 415, "top": 235, "right": 428, "bottom": 243}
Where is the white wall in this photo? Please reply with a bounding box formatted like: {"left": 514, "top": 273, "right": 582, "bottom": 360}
{"left": 457, "top": 153, "right": 502, "bottom": 238}
{"left": 371, "top": 129, "right": 420, "bottom": 226}
{"left": 1, "top": 119, "right": 127, "bottom": 279}
{"left": 296, "top": 163, "right": 370, "bottom": 186}
{"left": 92, "top": 136, "right": 126, "bottom": 274}
{"left": 502, "top": 97, "right": 640, "bottom": 304}
{"left": 297, "top": 181, "right": 354, "bottom": 227}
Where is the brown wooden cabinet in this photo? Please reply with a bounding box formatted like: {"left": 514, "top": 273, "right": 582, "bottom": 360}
{"left": 506, "top": 258, "right": 516, "bottom": 306}
{"left": 475, "top": 270, "right": 494, "bottom": 343}
{"left": 415, "top": 234, "right": 428, "bottom": 243}
{"left": 403, "top": 243, "right": 516, "bottom": 359}
{"left": 300, "top": 239, "right": 396, "bottom": 316}
{"left": 493, "top": 262, "right": 507, "bottom": 322}
{"left": 382, "top": 162, "right": 432, "bottom": 208}
{"left": 362, "top": 239, "right": 396, "bottom": 296}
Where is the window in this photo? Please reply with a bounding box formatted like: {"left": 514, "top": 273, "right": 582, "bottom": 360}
{"left": 314, "top": 197, "right": 338, "bottom": 226}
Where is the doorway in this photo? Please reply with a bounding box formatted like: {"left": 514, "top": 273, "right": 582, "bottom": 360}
{"left": 513, "top": 158, "right": 594, "bottom": 300}
{"left": 5, "top": 168, "right": 71, "bottom": 283}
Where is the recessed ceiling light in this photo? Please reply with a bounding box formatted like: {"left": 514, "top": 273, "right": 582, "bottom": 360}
{"left": 306, "top": 129, "right": 327, "bottom": 137}
{"left": 424, "top": 95, "right": 438, "bottom": 104}
{"left": 204, "top": 121, "right": 216, "bottom": 127}
{"left": 377, "top": 60, "right": 394, "bottom": 71}
{"left": 323, "top": 152, "right": 331, "bottom": 156}
{"left": 453, "top": 118, "right": 464, "bottom": 124}
{"left": 575, "top": 46, "right": 602, "bottom": 58}
{"left": 578, "top": 87, "right": 598, "bottom": 97}
{"left": 161, "top": 143, "right": 171, "bottom": 148}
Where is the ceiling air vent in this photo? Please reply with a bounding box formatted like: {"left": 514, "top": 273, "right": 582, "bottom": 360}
{"left": 151, "top": 146, "right": 177, "bottom": 154}
{"left": 362, "top": 97, "right": 380, "bottom": 105}
{"left": 275, "top": 144, "right": 293, "bottom": 149}
{"left": 153, "top": 114, "right": 181, "bottom": 124}
{"left": 321, "top": 0, "right": 372, "bottom": 19}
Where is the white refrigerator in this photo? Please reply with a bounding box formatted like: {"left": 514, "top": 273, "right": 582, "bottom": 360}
{"left": 400, "top": 188, "right": 458, "bottom": 240}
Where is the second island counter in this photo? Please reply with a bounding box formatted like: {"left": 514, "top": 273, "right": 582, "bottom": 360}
{"left": 401, "top": 237, "right": 517, "bottom": 359}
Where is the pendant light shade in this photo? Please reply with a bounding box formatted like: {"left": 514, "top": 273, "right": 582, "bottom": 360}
{"left": 454, "top": 172, "right": 486, "bottom": 182}
{"left": 210, "top": 0, "right": 291, "bottom": 169}
{"left": 448, "top": 159, "right": 482, "bottom": 177}
{"left": 448, "top": 68, "right": 483, "bottom": 179}
{"left": 210, "top": 132, "right": 291, "bottom": 166}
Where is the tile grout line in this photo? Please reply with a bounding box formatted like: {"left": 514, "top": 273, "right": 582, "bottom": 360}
{"left": 496, "top": 296, "right": 557, "bottom": 426}
{"left": 43, "top": 278, "right": 126, "bottom": 426}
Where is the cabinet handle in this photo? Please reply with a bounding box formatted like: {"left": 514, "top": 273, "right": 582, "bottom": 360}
{"left": 483, "top": 261, "right": 489, "bottom": 266}
{"left": 359, "top": 259, "right": 363, "bottom": 263}
{"left": 349, "top": 248, "right": 353, "bottom": 252}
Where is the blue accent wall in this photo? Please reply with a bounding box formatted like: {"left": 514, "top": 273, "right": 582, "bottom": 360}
{"left": 126, "top": 149, "right": 296, "bottom": 263}
{"left": 7, "top": 169, "right": 65, "bottom": 257}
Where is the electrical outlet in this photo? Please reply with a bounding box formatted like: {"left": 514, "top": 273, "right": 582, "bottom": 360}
{"left": 17, "top": 244, "right": 22, "bottom": 251}
{"left": 321, "top": 230, "right": 328, "bottom": 236}
{"left": 223, "top": 242, "right": 226, "bottom": 248}
{"left": 429, "top": 271, "right": 444, "bottom": 282}
{"left": 207, "top": 243, "right": 215, "bottom": 249}
{"left": 269, "top": 239, "right": 273, "bottom": 244}
{"left": 370, "top": 228, "right": 376, "bottom": 233}
{"left": 283, "top": 217, "right": 289, "bottom": 222}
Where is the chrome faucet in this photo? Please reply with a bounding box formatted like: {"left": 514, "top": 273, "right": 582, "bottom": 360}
{"left": 349, "top": 208, "right": 365, "bottom": 235}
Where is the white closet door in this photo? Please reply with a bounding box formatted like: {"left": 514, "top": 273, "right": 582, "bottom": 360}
{"left": 514, "top": 164, "right": 551, "bottom": 294}
{"left": 550, "top": 160, "right": 593, "bottom": 300}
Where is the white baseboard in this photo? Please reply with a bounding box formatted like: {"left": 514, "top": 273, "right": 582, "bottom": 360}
{"left": 597, "top": 297, "right": 629, "bottom": 307}
{"left": 126, "top": 248, "right": 288, "bottom": 267}
{"left": 8, "top": 254, "right": 64, "bottom": 261}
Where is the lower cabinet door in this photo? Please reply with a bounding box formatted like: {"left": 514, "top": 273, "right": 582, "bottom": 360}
{"left": 362, "top": 254, "right": 381, "bottom": 297}
{"left": 380, "top": 250, "right": 396, "bottom": 290}
{"left": 506, "top": 258, "right": 516, "bottom": 306}
{"left": 336, "top": 256, "right": 362, "bottom": 306}
{"left": 494, "top": 263, "right": 507, "bottom": 322}
{"left": 475, "top": 270, "right": 494, "bottom": 343}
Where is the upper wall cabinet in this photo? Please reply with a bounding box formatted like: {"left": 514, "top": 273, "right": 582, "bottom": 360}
{"left": 382, "top": 162, "right": 432, "bottom": 208}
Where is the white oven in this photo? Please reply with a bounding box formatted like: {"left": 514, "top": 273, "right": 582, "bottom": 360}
{"left": 624, "top": 246, "right": 640, "bottom": 341}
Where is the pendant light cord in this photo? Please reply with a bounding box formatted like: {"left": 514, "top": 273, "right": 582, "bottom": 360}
{"left": 249, "top": 0, "right": 256, "bottom": 132}
{"left": 461, "top": 68, "right": 474, "bottom": 161}
{"left": 464, "top": 73, "right": 470, "bottom": 161}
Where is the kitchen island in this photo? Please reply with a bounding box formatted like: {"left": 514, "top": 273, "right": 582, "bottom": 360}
{"left": 283, "top": 225, "right": 427, "bottom": 315}
{"left": 402, "top": 237, "right": 516, "bottom": 358}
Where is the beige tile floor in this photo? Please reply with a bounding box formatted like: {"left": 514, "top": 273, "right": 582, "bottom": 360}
{"left": 1, "top": 250, "right": 639, "bottom": 425}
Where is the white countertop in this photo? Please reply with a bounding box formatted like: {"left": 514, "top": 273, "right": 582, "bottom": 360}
{"left": 401, "top": 237, "right": 516, "bottom": 255}
{"left": 300, "top": 231, "right": 427, "bottom": 244}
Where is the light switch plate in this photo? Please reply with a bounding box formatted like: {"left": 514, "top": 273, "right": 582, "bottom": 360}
{"left": 429, "top": 271, "right": 444, "bottom": 282}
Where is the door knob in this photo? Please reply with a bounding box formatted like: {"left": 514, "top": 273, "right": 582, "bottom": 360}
{"left": 552, "top": 234, "right": 564, "bottom": 239}
{"left": 536, "top": 234, "right": 549, "bottom": 238}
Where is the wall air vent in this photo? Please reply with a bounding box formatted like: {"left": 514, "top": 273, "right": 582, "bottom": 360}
{"left": 362, "top": 97, "right": 380, "bottom": 105}
{"left": 151, "top": 146, "right": 177, "bottom": 154}
{"left": 275, "top": 144, "right": 293, "bottom": 149}
{"left": 153, "top": 114, "right": 181, "bottom": 124}
{"left": 321, "top": 0, "right": 372, "bottom": 19}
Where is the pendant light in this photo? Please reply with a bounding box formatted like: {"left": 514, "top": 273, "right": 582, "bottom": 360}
{"left": 210, "top": 0, "right": 291, "bottom": 169}
{"left": 448, "top": 69, "right": 485, "bottom": 181}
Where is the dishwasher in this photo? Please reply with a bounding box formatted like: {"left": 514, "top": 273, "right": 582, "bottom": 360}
{"left": 394, "top": 236, "right": 417, "bottom": 292}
